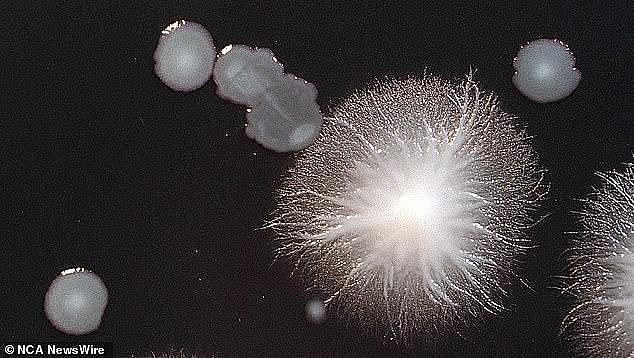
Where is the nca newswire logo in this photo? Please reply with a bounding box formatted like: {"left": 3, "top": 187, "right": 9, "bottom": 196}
{"left": 3, "top": 343, "right": 112, "bottom": 358}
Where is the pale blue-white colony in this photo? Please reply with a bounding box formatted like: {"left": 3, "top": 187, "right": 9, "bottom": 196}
{"left": 153, "top": 21, "right": 322, "bottom": 152}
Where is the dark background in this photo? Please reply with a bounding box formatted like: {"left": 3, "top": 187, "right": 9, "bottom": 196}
{"left": 2, "top": 1, "right": 632, "bottom": 357}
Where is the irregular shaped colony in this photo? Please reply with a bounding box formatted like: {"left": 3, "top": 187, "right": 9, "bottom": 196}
{"left": 561, "top": 162, "right": 634, "bottom": 358}
{"left": 512, "top": 39, "right": 581, "bottom": 103}
{"left": 213, "top": 45, "right": 284, "bottom": 106}
{"left": 245, "top": 76, "right": 322, "bottom": 152}
{"left": 44, "top": 268, "right": 108, "bottom": 335}
{"left": 153, "top": 20, "right": 217, "bottom": 92}
{"left": 213, "top": 45, "right": 323, "bottom": 152}
{"left": 268, "top": 74, "right": 546, "bottom": 343}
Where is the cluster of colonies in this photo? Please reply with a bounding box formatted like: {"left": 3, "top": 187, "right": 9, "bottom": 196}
{"left": 41, "top": 18, "right": 594, "bottom": 353}
{"left": 153, "top": 20, "right": 323, "bottom": 152}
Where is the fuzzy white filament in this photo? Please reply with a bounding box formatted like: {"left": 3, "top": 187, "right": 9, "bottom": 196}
{"left": 561, "top": 162, "right": 634, "bottom": 358}
{"left": 267, "top": 74, "right": 545, "bottom": 342}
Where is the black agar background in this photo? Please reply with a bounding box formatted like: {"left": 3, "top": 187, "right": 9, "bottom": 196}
{"left": 2, "top": 1, "right": 632, "bottom": 357}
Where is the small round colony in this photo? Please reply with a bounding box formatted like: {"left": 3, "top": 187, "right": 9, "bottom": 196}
{"left": 213, "top": 45, "right": 323, "bottom": 152}
{"left": 153, "top": 20, "right": 217, "bottom": 92}
{"left": 562, "top": 162, "right": 634, "bottom": 358}
{"left": 305, "top": 298, "right": 327, "bottom": 325}
{"left": 512, "top": 39, "right": 581, "bottom": 103}
{"left": 44, "top": 268, "right": 108, "bottom": 335}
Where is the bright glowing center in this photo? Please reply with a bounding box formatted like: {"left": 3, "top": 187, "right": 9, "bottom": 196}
{"left": 391, "top": 191, "right": 442, "bottom": 230}
{"left": 395, "top": 193, "right": 437, "bottom": 218}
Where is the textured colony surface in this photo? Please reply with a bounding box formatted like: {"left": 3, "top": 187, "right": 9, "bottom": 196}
{"left": 269, "top": 75, "right": 546, "bottom": 342}
{"left": 562, "top": 162, "right": 634, "bottom": 358}
{"left": 153, "top": 20, "right": 217, "bottom": 92}
{"left": 213, "top": 45, "right": 323, "bottom": 152}
{"left": 44, "top": 268, "right": 109, "bottom": 335}
{"left": 512, "top": 39, "right": 581, "bottom": 103}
